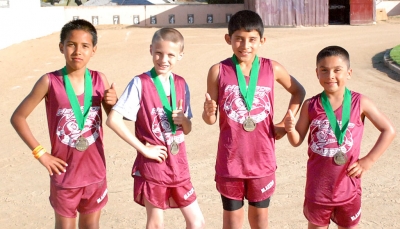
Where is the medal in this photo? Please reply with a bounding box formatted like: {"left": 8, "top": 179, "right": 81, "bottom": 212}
{"left": 333, "top": 150, "right": 347, "bottom": 165}
{"left": 232, "top": 54, "right": 260, "bottom": 132}
{"left": 171, "top": 140, "right": 179, "bottom": 155}
{"left": 75, "top": 136, "right": 89, "bottom": 151}
{"left": 62, "top": 67, "right": 93, "bottom": 151}
{"left": 243, "top": 117, "right": 256, "bottom": 132}
{"left": 321, "top": 88, "right": 352, "bottom": 166}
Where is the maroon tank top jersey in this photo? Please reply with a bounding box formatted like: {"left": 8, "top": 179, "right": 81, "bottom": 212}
{"left": 46, "top": 69, "right": 106, "bottom": 188}
{"left": 216, "top": 57, "right": 276, "bottom": 178}
{"left": 306, "top": 91, "right": 364, "bottom": 205}
{"left": 133, "top": 73, "right": 190, "bottom": 187}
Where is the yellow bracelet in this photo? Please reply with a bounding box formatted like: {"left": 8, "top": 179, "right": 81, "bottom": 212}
{"left": 34, "top": 148, "right": 46, "bottom": 159}
{"left": 32, "top": 145, "right": 44, "bottom": 155}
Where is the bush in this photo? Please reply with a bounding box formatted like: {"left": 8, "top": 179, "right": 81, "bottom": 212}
{"left": 390, "top": 45, "right": 400, "bottom": 66}
{"left": 207, "top": 0, "right": 244, "bottom": 4}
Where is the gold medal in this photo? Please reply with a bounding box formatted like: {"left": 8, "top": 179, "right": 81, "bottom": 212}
{"left": 75, "top": 136, "right": 89, "bottom": 151}
{"left": 171, "top": 140, "right": 179, "bottom": 155}
{"left": 243, "top": 117, "right": 256, "bottom": 132}
{"left": 333, "top": 150, "right": 347, "bottom": 165}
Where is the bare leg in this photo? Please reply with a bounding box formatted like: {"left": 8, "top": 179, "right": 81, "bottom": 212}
{"left": 78, "top": 210, "right": 101, "bottom": 229}
{"left": 248, "top": 205, "right": 269, "bottom": 229}
{"left": 338, "top": 225, "right": 358, "bottom": 229}
{"left": 144, "top": 198, "right": 164, "bottom": 229}
{"left": 55, "top": 212, "right": 76, "bottom": 229}
{"left": 308, "top": 222, "right": 328, "bottom": 229}
{"left": 223, "top": 207, "right": 244, "bottom": 229}
{"left": 180, "top": 200, "right": 205, "bottom": 229}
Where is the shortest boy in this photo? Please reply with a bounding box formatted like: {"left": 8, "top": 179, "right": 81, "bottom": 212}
{"left": 106, "top": 28, "right": 205, "bottom": 229}
{"left": 284, "top": 45, "right": 396, "bottom": 229}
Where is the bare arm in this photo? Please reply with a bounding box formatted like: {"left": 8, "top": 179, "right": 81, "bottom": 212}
{"left": 272, "top": 60, "right": 306, "bottom": 140}
{"left": 347, "top": 95, "right": 396, "bottom": 178}
{"left": 284, "top": 99, "right": 311, "bottom": 147}
{"left": 10, "top": 74, "right": 67, "bottom": 175}
{"left": 202, "top": 63, "right": 219, "bottom": 125}
{"left": 100, "top": 72, "right": 118, "bottom": 116}
{"left": 106, "top": 110, "right": 168, "bottom": 163}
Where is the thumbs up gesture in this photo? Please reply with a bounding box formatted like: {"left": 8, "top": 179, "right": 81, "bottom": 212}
{"left": 104, "top": 83, "right": 117, "bottom": 106}
{"left": 172, "top": 99, "right": 184, "bottom": 125}
{"left": 284, "top": 109, "right": 296, "bottom": 133}
{"left": 203, "top": 93, "right": 217, "bottom": 117}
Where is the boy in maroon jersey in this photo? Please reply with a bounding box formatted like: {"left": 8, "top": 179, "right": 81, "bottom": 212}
{"left": 284, "top": 45, "right": 396, "bottom": 228}
{"left": 202, "top": 10, "right": 305, "bottom": 229}
{"left": 10, "top": 19, "right": 117, "bottom": 228}
{"left": 106, "top": 27, "right": 205, "bottom": 229}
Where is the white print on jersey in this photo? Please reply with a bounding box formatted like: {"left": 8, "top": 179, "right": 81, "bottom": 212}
{"left": 151, "top": 107, "right": 183, "bottom": 146}
{"left": 184, "top": 187, "right": 194, "bottom": 200}
{"left": 56, "top": 106, "right": 101, "bottom": 147}
{"left": 97, "top": 188, "right": 108, "bottom": 203}
{"left": 351, "top": 208, "right": 361, "bottom": 221}
{"left": 309, "top": 119, "right": 355, "bottom": 157}
{"left": 223, "top": 85, "right": 271, "bottom": 124}
{"left": 261, "top": 180, "right": 274, "bottom": 193}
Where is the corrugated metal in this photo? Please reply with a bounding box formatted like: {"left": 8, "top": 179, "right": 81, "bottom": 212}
{"left": 350, "top": 0, "right": 374, "bottom": 25}
{"left": 246, "top": 0, "right": 328, "bottom": 27}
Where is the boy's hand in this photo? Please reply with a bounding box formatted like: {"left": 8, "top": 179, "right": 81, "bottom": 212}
{"left": 204, "top": 93, "right": 217, "bottom": 117}
{"left": 347, "top": 157, "right": 374, "bottom": 178}
{"left": 143, "top": 142, "right": 168, "bottom": 163}
{"left": 284, "top": 109, "right": 295, "bottom": 133}
{"left": 38, "top": 153, "right": 68, "bottom": 176}
{"left": 274, "top": 123, "right": 286, "bottom": 140}
{"left": 104, "top": 83, "right": 117, "bottom": 106}
{"left": 172, "top": 99, "right": 185, "bottom": 125}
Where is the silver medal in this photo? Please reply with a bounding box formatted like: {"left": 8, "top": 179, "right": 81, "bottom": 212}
{"left": 171, "top": 140, "right": 179, "bottom": 155}
{"left": 333, "top": 150, "right": 347, "bottom": 165}
{"left": 75, "top": 136, "right": 89, "bottom": 151}
{"left": 243, "top": 117, "right": 256, "bottom": 132}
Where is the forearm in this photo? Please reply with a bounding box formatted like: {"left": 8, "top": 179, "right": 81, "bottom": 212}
{"left": 202, "top": 111, "right": 217, "bottom": 125}
{"left": 11, "top": 115, "right": 41, "bottom": 150}
{"left": 180, "top": 116, "right": 192, "bottom": 135}
{"left": 287, "top": 130, "right": 302, "bottom": 147}
{"left": 363, "top": 127, "right": 396, "bottom": 163}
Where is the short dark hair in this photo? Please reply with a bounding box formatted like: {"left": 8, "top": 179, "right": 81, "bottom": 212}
{"left": 151, "top": 27, "right": 184, "bottom": 51}
{"left": 316, "top": 45, "right": 350, "bottom": 68}
{"left": 228, "top": 10, "right": 264, "bottom": 38}
{"left": 60, "top": 19, "right": 97, "bottom": 46}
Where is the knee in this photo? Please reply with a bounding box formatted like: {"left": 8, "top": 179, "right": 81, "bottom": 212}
{"left": 188, "top": 217, "right": 205, "bottom": 229}
{"left": 147, "top": 222, "right": 164, "bottom": 229}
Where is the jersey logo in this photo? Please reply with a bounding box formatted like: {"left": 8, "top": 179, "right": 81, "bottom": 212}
{"left": 309, "top": 119, "right": 354, "bottom": 157}
{"left": 56, "top": 106, "right": 101, "bottom": 148}
{"left": 151, "top": 107, "right": 183, "bottom": 146}
{"left": 223, "top": 85, "right": 271, "bottom": 124}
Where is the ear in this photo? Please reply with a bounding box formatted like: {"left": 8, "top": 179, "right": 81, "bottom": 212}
{"left": 91, "top": 45, "right": 97, "bottom": 57}
{"left": 347, "top": 68, "right": 352, "bottom": 79}
{"left": 178, "top": 52, "right": 184, "bottom": 61}
{"left": 224, "top": 34, "right": 231, "bottom": 45}
{"left": 315, "top": 68, "right": 319, "bottom": 79}
{"left": 260, "top": 36, "right": 266, "bottom": 46}
{"left": 149, "top": 44, "right": 153, "bottom": 55}
{"left": 59, "top": 42, "right": 64, "bottom": 54}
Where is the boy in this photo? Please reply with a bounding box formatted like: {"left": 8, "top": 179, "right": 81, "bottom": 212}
{"left": 106, "top": 27, "right": 205, "bottom": 229}
{"left": 10, "top": 19, "right": 117, "bottom": 228}
{"left": 202, "top": 10, "right": 305, "bottom": 229}
{"left": 284, "top": 45, "right": 396, "bottom": 229}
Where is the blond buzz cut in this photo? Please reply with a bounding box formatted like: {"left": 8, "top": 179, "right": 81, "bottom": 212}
{"left": 151, "top": 27, "right": 184, "bottom": 51}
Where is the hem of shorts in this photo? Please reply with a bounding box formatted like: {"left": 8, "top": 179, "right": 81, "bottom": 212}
{"left": 79, "top": 198, "right": 108, "bottom": 215}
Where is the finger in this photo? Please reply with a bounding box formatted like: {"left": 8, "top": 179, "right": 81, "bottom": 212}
{"left": 145, "top": 142, "right": 150, "bottom": 146}
{"left": 205, "top": 93, "right": 211, "bottom": 101}
{"left": 287, "top": 109, "right": 294, "bottom": 119}
{"left": 110, "top": 82, "right": 115, "bottom": 89}
{"left": 158, "top": 145, "right": 167, "bottom": 151}
{"left": 178, "top": 99, "right": 183, "bottom": 110}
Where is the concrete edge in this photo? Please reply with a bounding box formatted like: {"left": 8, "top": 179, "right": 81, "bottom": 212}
{"left": 384, "top": 49, "right": 400, "bottom": 75}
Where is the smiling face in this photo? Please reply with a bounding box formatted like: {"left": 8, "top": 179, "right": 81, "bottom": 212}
{"left": 150, "top": 39, "right": 183, "bottom": 77}
{"left": 225, "top": 28, "right": 265, "bottom": 64}
{"left": 316, "top": 55, "right": 352, "bottom": 94}
{"left": 59, "top": 29, "right": 96, "bottom": 71}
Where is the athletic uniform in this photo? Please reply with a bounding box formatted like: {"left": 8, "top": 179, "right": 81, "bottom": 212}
{"left": 215, "top": 57, "right": 276, "bottom": 203}
{"left": 304, "top": 91, "right": 364, "bottom": 227}
{"left": 113, "top": 71, "right": 196, "bottom": 209}
{"left": 46, "top": 69, "right": 108, "bottom": 217}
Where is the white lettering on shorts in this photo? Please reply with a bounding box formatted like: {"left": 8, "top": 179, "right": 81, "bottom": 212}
{"left": 183, "top": 188, "right": 194, "bottom": 200}
{"left": 351, "top": 208, "right": 361, "bottom": 221}
{"left": 261, "top": 180, "right": 274, "bottom": 193}
{"left": 97, "top": 188, "right": 108, "bottom": 204}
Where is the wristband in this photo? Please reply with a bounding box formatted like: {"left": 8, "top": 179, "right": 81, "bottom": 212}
{"left": 34, "top": 148, "right": 46, "bottom": 159}
{"left": 32, "top": 145, "right": 44, "bottom": 155}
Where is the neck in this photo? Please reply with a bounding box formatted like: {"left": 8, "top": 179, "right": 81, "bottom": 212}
{"left": 65, "top": 66, "right": 86, "bottom": 79}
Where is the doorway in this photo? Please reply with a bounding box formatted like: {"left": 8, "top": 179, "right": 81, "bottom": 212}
{"left": 329, "top": 0, "right": 350, "bottom": 24}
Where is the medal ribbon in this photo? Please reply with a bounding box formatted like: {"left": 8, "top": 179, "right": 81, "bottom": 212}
{"left": 321, "top": 88, "right": 351, "bottom": 145}
{"left": 150, "top": 68, "right": 177, "bottom": 134}
{"left": 62, "top": 66, "right": 93, "bottom": 131}
{"left": 231, "top": 54, "right": 260, "bottom": 111}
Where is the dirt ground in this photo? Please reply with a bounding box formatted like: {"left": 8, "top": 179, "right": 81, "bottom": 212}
{"left": 1, "top": 19, "right": 399, "bottom": 229}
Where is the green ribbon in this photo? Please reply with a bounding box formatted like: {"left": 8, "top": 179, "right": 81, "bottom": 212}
{"left": 62, "top": 66, "right": 92, "bottom": 131}
{"left": 150, "top": 68, "right": 177, "bottom": 134}
{"left": 231, "top": 54, "right": 260, "bottom": 111}
{"left": 320, "top": 88, "right": 352, "bottom": 145}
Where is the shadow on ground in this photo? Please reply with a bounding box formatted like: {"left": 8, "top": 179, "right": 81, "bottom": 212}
{"left": 372, "top": 49, "right": 400, "bottom": 82}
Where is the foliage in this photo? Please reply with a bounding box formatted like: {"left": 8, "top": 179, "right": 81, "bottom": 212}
{"left": 390, "top": 45, "right": 400, "bottom": 66}
{"left": 207, "top": 0, "right": 244, "bottom": 4}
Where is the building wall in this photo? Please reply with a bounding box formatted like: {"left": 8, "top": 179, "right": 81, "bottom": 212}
{"left": 377, "top": 1, "right": 400, "bottom": 16}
